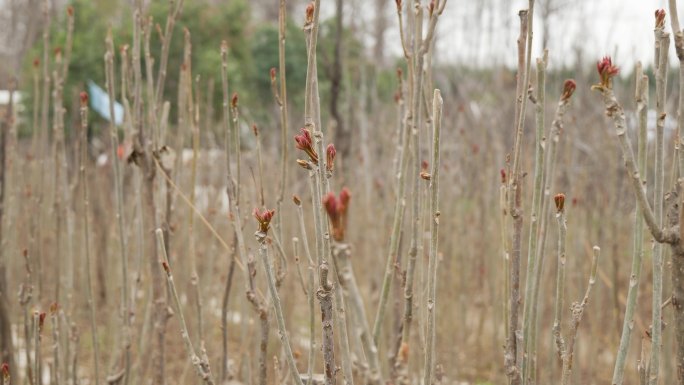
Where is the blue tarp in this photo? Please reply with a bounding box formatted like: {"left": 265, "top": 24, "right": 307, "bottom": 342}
{"left": 87, "top": 80, "right": 123, "bottom": 126}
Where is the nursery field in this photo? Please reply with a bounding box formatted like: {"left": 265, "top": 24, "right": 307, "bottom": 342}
{"left": 2, "top": 1, "right": 684, "bottom": 384}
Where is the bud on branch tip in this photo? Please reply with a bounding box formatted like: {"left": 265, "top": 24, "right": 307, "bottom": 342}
{"left": 655, "top": 9, "right": 666, "bottom": 28}
{"left": 594, "top": 56, "right": 619, "bottom": 90}
{"left": 80, "top": 91, "right": 89, "bottom": 107}
{"left": 554, "top": 193, "right": 566, "bottom": 213}
{"left": 326, "top": 143, "right": 336, "bottom": 172}
{"left": 323, "top": 188, "right": 352, "bottom": 242}
{"left": 254, "top": 208, "right": 276, "bottom": 234}
{"left": 294, "top": 128, "right": 318, "bottom": 163}
{"left": 561, "top": 79, "right": 576, "bottom": 101}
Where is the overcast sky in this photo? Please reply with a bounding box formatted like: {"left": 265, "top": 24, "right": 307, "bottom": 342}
{"left": 378, "top": 0, "right": 676, "bottom": 72}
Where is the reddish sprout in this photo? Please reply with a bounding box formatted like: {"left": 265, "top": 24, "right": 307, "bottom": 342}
{"left": 323, "top": 192, "right": 338, "bottom": 222}
{"left": 270, "top": 67, "right": 277, "bottom": 82}
{"left": 39, "top": 312, "right": 47, "bottom": 331}
{"left": 596, "top": 56, "right": 619, "bottom": 88}
{"left": 500, "top": 169, "right": 507, "bottom": 184}
{"left": 294, "top": 128, "right": 318, "bottom": 163}
{"left": 254, "top": 208, "right": 276, "bottom": 234}
{"left": 395, "top": 0, "right": 402, "bottom": 10}
{"left": 162, "top": 261, "right": 170, "bottom": 274}
{"left": 561, "top": 79, "right": 576, "bottom": 101}
{"left": 231, "top": 92, "right": 239, "bottom": 108}
{"left": 305, "top": 2, "right": 315, "bottom": 23}
{"left": 323, "top": 188, "right": 352, "bottom": 242}
{"left": 80, "top": 91, "right": 89, "bottom": 107}
{"left": 339, "top": 187, "right": 351, "bottom": 209}
{"left": 394, "top": 91, "right": 402, "bottom": 104}
{"left": 554, "top": 193, "right": 566, "bottom": 212}
{"left": 655, "top": 9, "right": 666, "bottom": 28}
{"left": 1, "top": 362, "right": 8, "bottom": 379}
{"left": 67, "top": 5, "right": 74, "bottom": 17}
{"left": 326, "top": 143, "right": 336, "bottom": 172}
{"left": 33, "top": 58, "right": 40, "bottom": 68}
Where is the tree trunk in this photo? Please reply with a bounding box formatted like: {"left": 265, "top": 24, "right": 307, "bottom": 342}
{"left": 331, "top": 0, "right": 349, "bottom": 164}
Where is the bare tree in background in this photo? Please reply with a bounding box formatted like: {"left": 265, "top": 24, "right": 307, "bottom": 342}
{"left": 0, "top": 0, "right": 43, "bottom": 78}
{"left": 538, "top": 0, "right": 574, "bottom": 50}
{"left": 373, "top": 0, "right": 387, "bottom": 66}
{"left": 331, "top": 0, "right": 348, "bottom": 163}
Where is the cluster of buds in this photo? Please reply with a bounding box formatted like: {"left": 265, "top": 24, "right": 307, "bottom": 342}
{"left": 254, "top": 208, "right": 276, "bottom": 234}
{"left": 294, "top": 127, "right": 318, "bottom": 164}
{"left": 560, "top": 79, "right": 576, "bottom": 101}
{"left": 323, "top": 188, "right": 351, "bottom": 242}
{"left": 595, "top": 56, "right": 619, "bottom": 89}
{"left": 655, "top": 9, "right": 666, "bottom": 28}
{"left": 554, "top": 193, "right": 566, "bottom": 213}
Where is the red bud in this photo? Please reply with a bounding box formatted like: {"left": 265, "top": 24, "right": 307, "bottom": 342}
{"left": 305, "top": 2, "right": 315, "bottom": 23}
{"left": 80, "top": 91, "right": 89, "bottom": 107}
{"left": 561, "top": 79, "right": 576, "bottom": 101}
{"left": 254, "top": 208, "right": 276, "bottom": 233}
{"left": 554, "top": 193, "right": 566, "bottom": 212}
{"left": 326, "top": 143, "right": 336, "bottom": 172}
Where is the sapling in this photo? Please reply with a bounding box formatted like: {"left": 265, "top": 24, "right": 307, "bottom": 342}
{"left": 324, "top": 188, "right": 382, "bottom": 383}
{"left": 293, "top": 195, "right": 317, "bottom": 385}
{"left": 253, "top": 209, "right": 304, "bottom": 385}
{"left": 156, "top": 229, "right": 215, "bottom": 385}
{"left": 594, "top": 53, "right": 684, "bottom": 384}
{"left": 505, "top": 10, "right": 529, "bottom": 385}
{"left": 648, "top": 15, "right": 669, "bottom": 383}
{"left": 552, "top": 194, "right": 567, "bottom": 364}
{"left": 521, "top": 52, "right": 547, "bottom": 384}
{"left": 375, "top": 0, "right": 447, "bottom": 354}
{"left": 274, "top": 0, "right": 289, "bottom": 240}
{"left": 220, "top": 41, "right": 271, "bottom": 385}
{"left": 104, "top": 29, "right": 132, "bottom": 385}
{"left": 612, "top": 63, "right": 649, "bottom": 385}
{"left": 561, "top": 245, "right": 601, "bottom": 385}
{"left": 423, "top": 89, "right": 443, "bottom": 385}
{"left": 80, "top": 92, "right": 101, "bottom": 385}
